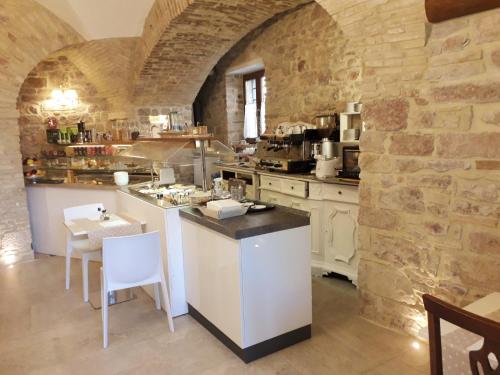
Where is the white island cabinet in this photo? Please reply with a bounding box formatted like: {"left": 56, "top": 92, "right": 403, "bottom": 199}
{"left": 180, "top": 206, "right": 312, "bottom": 363}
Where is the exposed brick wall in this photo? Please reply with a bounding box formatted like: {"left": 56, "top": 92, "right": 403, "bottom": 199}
{"left": 197, "top": 3, "right": 360, "bottom": 143}
{"left": 133, "top": 0, "right": 311, "bottom": 106}
{"left": 355, "top": 2, "right": 500, "bottom": 335}
{"left": 18, "top": 56, "right": 110, "bottom": 158}
{"left": 0, "top": 0, "right": 83, "bottom": 264}
{"left": 58, "top": 38, "right": 139, "bottom": 114}
{"left": 134, "top": 105, "right": 193, "bottom": 129}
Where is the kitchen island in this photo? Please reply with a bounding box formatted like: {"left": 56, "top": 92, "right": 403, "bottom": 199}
{"left": 219, "top": 163, "right": 360, "bottom": 284}
{"left": 180, "top": 206, "right": 312, "bottom": 363}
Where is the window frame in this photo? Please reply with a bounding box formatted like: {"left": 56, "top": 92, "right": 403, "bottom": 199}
{"left": 243, "top": 69, "right": 265, "bottom": 137}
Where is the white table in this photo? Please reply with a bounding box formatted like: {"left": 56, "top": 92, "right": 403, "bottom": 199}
{"left": 64, "top": 213, "right": 144, "bottom": 237}
{"left": 64, "top": 213, "right": 145, "bottom": 309}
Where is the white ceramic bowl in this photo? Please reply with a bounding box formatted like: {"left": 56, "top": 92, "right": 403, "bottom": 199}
{"left": 113, "top": 171, "right": 129, "bottom": 186}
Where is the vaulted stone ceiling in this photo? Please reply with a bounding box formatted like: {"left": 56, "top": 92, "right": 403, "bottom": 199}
{"left": 51, "top": 38, "right": 139, "bottom": 112}
{"left": 133, "top": 0, "right": 313, "bottom": 106}
{"left": 34, "top": 0, "right": 314, "bottom": 111}
{"left": 33, "top": 0, "right": 155, "bottom": 40}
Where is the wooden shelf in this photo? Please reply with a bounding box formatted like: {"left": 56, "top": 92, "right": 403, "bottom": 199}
{"left": 140, "top": 135, "right": 215, "bottom": 141}
{"left": 50, "top": 142, "right": 135, "bottom": 147}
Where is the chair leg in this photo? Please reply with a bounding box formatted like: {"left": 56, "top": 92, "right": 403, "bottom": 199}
{"left": 101, "top": 268, "right": 109, "bottom": 348}
{"left": 153, "top": 282, "right": 161, "bottom": 310}
{"left": 160, "top": 271, "right": 174, "bottom": 333}
{"left": 82, "top": 253, "right": 90, "bottom": 302}
{"left": 65, "top": 245, "right": 72, "bottom": 290}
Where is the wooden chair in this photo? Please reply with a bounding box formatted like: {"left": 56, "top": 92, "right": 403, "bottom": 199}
{"left": 423, "top": 294, "right": 500, "bottom": 375}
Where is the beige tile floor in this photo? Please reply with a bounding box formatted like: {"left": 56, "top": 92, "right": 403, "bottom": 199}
{"left": 0, "top": 255, "right": 429, "bottom": 375}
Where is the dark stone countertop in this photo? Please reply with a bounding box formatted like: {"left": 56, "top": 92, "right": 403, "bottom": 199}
{"left": 179, "top": 205, "right": 310, "bottom": 240}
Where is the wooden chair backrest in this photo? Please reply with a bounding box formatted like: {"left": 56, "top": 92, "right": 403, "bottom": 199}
{"left": 423, "top": 294, "right": 500, "bottom": 375}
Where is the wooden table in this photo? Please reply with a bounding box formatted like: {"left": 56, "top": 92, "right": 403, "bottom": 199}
{"left": 64, "top": 213, "right": 145, "bottom": 309}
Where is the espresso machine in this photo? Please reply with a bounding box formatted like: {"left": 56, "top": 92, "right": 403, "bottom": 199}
{"left": 256, "top": 133, "right": 313, "bottom": 173}
{"left": 256, "top": 116, "right": 340, "bottom": 174}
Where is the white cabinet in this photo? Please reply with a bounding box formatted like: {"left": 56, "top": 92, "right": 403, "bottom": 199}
{"left": 322, "top": 201, "right": 359, "bottom": 283}
{"left": 259, "top": 189, "right": 291, "bottom": 207}
{"left": 307, "top": 200, "right": 324, "bottom": 263}
{"left": 260, "top": 175, "right": 359, "bottom": 284}
{"left": 260, "top": 175, "right": 308, "bottom": 198}
{"left": 181, "top": 218, "right": 312, "bottom": 353}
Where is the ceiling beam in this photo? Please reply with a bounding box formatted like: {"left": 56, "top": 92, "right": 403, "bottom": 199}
{"left": 425, "top": 0, "right": 500, "bottom": 23}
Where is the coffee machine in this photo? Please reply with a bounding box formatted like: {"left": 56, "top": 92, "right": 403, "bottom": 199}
{"left": 256, "top": 118, "right": 340, "bottom": 173}
{"left": 255, "top": 133, "right": 313, "bottom": 173}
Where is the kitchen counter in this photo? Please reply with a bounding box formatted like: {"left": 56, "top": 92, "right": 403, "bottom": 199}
{"left": 181, "top": 205, "right": 312, "bottom": 362}
{"left": 118, "top": 186, "right": 180, "bottom": 209}
{"left": 218, "top": 163, "right": 359, "bottom": 187}
{"left": 179, "top": 205, "right": 310, "bottom": 240}
{"left": 25, "top": 181, "right": 119, "bottom": 190}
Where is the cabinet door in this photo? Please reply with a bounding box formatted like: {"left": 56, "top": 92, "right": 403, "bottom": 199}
{"left": 323, "top": 202, "right": 358, "bottom": 265}
{"left": 306, "top": 200, "right": 323, "bottom": 257}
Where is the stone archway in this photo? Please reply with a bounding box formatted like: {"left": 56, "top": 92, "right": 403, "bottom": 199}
{"left": 130, "top": 0, "right": 426, "bottom": 336}
{"left": 0, "top": 0, "right": 83, "bottom": 264}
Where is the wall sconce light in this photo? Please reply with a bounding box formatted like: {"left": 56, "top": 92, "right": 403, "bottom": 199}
{"left": 43, "top": 88, "right": 79, "bottom": 111}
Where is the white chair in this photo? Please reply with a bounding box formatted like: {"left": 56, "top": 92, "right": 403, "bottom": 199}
{"left": 100, "top": 231, "right": 174, "bottom": 348}
{"left": 64, "top": 203, "right": 104, "bottom": 302}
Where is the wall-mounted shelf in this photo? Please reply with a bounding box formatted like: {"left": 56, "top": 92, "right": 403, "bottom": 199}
{"left": 51, "top": 142, "right": 135, "bottom": 147}
{"left": 339, "top": 112, "right": 363, "bottom": 143}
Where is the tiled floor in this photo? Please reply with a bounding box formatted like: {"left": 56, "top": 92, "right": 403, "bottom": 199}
{"left": 0, "top": 255, "right": 429, "bottom": 374}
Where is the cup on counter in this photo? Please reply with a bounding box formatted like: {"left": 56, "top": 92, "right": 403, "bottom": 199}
{"left": 113, "top": 171, "right": 129, "bottom": 186}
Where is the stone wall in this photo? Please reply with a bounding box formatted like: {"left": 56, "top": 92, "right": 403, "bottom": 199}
{"left": 197, "top": 2, "right": 361, "bottom": 143}
{"left": 58, "top": 38, "right": 139, "bottom": 114}
{"left": 355, "top": 3, "right": 500, "bottom": 335}
{"left": 0, "top": 0, "right": 83, "bottom": 265}
{"left": 134, "top": 0, "right": 310, "bottom": 106}
{"left": 198, "top": 0, "right": 500, "bottom": 336}
{"left": 18, "top": 56, "right": 110, "bottom": 158}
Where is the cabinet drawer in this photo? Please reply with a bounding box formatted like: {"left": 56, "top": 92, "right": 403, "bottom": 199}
{"left": 260, "top": 175, "right": 282, "bottom": 192}
{"left": 309, "top": 182, "right": 359, "bottom": 204}
{"left": 281, "top": 179, "right": 308, "bottom": 198}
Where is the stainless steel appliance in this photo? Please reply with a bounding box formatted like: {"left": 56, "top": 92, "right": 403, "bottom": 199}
{"left": 256, "top": 134, "right": 313, "bottom": 173}
{"left": 321, "top": 138, "right": 334, "bottom": 159}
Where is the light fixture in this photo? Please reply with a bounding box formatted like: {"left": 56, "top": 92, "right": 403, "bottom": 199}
{"left": 42, "top": 74, "right": 79, "bottom": 111}
{"left": 43, "top": 88, "right": 79, "bottom": 111}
